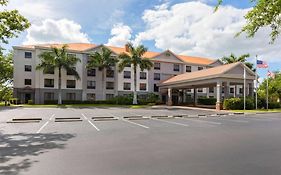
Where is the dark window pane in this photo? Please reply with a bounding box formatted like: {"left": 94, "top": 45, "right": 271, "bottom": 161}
{"left": 24, "top": 79, "right": 32, "bottom": 85}
{"left": 87, "top": 93, "right": 96, "bottom": 101}
{"left": 25, "top": 65, "right": 32, "bottom": 72}
{"left": 186, "top": 66, "right": 191, "bottom": 72}
{"left": 66, "top": 80, "right": 76, "bottom": 88}
{"left": 67, "top": 67, "right": 76, "bottom": 75}
{"left": 154, "top": 84, "right": 159, "bottom": 92}
{"left": 123, "top": 71, "right": 131, "bottom": 79}
{"left": 106, "top": 82, "right": 114, "bottom": 90}
{"left": 140, "top": 72, "right": 147, "bottom": 79}
{"left": 106, "top": 94, "right": 114, "bottom": 100}
{"left": 123, "top": 83, "right": 131, "bottom": 90}
{"left": 154, "top": 73, "right": 160, "bottom": 80}
{"left": 87, "top": 81, "right": 96, "bottom": 89}
{"left": 44, "top": 79, "right": 54, "bottom": 88}
{"left": 140, "top": 83, "right": 146, "bottom": 91}
{"left": 87, "top": 69, "right": 96, "bottom": 76}
{"left": 154, "top": 62, "right": 160, "bottom": 70}
{"left": 173, "top": 64, "right": 180, "bottom": 71}
{"left": 106, "top": 69, "right": 114, "bottom": 78}
{"left": 198, "top": 67, "right": 203, "bottom": 71}
{"left": 25, "top": 52, "right": 32, "bottom": 58}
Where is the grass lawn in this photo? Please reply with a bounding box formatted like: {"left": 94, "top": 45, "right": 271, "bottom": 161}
{"left": 231, "top": 109, "right": 281, "bottom": 113}
{"left": 9, "top": 103, "right": 151, "bottom": 109}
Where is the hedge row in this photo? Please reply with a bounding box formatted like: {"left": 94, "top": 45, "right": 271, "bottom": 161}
{"left": 197, "top": 97, "right": 217, "bottom": 105}
{"left": 223, "top": 97, "right": 281, "bottom": 110}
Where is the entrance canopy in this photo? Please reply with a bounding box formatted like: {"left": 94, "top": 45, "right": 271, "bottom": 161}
{"left": 158, "top": 62, "right": 256, "bottom": 110}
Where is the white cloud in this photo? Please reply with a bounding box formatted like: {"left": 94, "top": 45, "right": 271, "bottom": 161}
{"left": 106, "top": 23, "right": 132, "bottom": 47}
{"left": 23, "top": 19, "right": 90, "bottom": 45}
{"left": 134, "top": 1, "right": 281, "bottom": 62}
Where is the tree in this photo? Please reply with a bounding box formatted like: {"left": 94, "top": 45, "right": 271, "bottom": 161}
{"left": 220, "top": 53, "right": 254, "bottom": 71}
{"left": 0, "top": 0, "right": 30, "bottom": 45}
{"left": 0, "top": 85, "right": 12, "bottom": 106}
{"left": 118, "top": 43, "right": 153, "bottom": 104}
{"left": 216, "top": 0, "right": 281, "bottom": 43}
{"left": 87, "top": 47, "right": 118, "bottom": 100}
{"left": 258, "top": 71, "right": 281, "bottom": 102}
{"left": 0, "top": 51, "right": 13, "bottom": 85}
{"left": 36, "top": 45, "right": 81, "bottom": 104}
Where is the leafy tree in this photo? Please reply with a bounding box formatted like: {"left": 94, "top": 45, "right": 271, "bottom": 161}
{"left": 0, "top": 0, "right": 30, "bottom": 45}
{"left": 258, "top": 71, "right": 281, "bottom": 102}
{"left": 220, "top": 53, "right": 254, "bottom": 71}
{"left": 0, "top": 51, "right": 13, "bottom": 84}
{"left": 216, "top": 0, "right": 281, "bottom": 43}
{"left": 87, "top": 47, "right": 118, "bottom": 100}
{"left": 36, "top": 45, "right": 81, "bottom": 104}
{"left": 0, "top": 85, "right": 12, "bottom": 106}
{"left": 118, "top": 43, "right": 153, "bottom": 104}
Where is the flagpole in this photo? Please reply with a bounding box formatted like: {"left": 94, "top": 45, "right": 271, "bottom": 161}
{"left": 266, "top": 67, "right": 269, "bottom": 110}
{"left": 244, "top": 65, "right": 246, "bottom": 110}
{"left": 255, "top": 55, "right": 258, "bottom": 110}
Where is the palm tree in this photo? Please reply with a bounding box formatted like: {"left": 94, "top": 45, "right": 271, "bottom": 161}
{"left": 87, "top": 47, "right": 118, "bottom": 100}
{"left": 36, "top": 45, "right": 80, "bottom": 104}
{"left": 220, "top": 53, "right": 255, "bottom": 71}
{"left": 118, "top": 43, "right": 153, "bottom": 104}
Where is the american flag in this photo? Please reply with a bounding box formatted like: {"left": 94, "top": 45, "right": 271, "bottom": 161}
{"left": 257, "top": 60, "right": 268, "bottom": 68}
{"left": 268, "top": 70, "right": 275, "bottom": 79}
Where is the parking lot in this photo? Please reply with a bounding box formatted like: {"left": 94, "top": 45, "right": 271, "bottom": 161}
{"left": 1, "top": 107, "right": 281, "bottom": 175}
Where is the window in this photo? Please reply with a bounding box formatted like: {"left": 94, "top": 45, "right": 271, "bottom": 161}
{"left": 66, "top": 93, "right": 76, "bottom": 100}
{"left": 106, "top": 69, "right": 114, "bottom": 78}
{"left": 154, "top": 84, "right": 159, "bottom": 92}
{"left": 187, "top": 89, "right": 192, "bottom": 92}
{"left": 66, "top": 80, "right": 76, "bottom": 88}
{"left": 106, "top": 94, "right": 114, "bottom": 100}
{"left": 106, "top": 82, "right": 114, "bottom": 90}
{"left": 209, "top": 87, "right": 214, "bottom": 93}
{"left": 67, "top": 67, "right": 76, "bottom": 75}
{"left": 87, "top": 54, "right": 91, "bottom": 63}
{"left": 123, "top": 71, "right": 131, "bottom": 79}
{"left": 140, "top": 72, "right": 147, "bottom": 80}
{"left": 239, "top": 88, "right": 243, "bottom": 94}
{"left": 87, "top": 93, "right": 96, "bottom": 101}
{"left": 87, "top": 69, "right": 96, "bottom": 76}
{"left": 140, "top": 83, "right": 147, "bottom": 91}
{"left": 87, "top": 81, "right": 96, "bottom": 89}
{"left": 154, "top": 62, "right": 160, "bottom": 70}
{"left": 230, "top": 87, "right": 234, "bottom": 93}
{"left": 197, "top": 88, "right": 203, "bottom": 93}
{"left": 198, "top": 66, "right": 203, "bottom": 71}
{"left": 25, "top": 65, "right": 32, "bottom": 72}
{"left": 24, "top": 79, "right": 31, "bottom": 85}
{"left": 44, "top": 92, "right": 54, "bottom": 101}
{"left": 44, "top": 79, "right": 54, "bottom": 88}
{"left": 123, "top": 82, "right": 131, "bottom": 90}
{"left": 186, "top": 66, "right": 192, "bottom": 72}
{"left": 154, "top": 73, "right": 160, "bottom": 80}
{"left": 173, "top": 64, "right": 180, "bottom": 71}
{"left": 43, "top": 68, "right": 54, "bottom": 74}
{"left": 25, "top": 52, "right": 32, "bottom": 58}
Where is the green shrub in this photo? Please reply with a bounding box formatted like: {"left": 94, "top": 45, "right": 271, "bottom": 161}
{"left": 268, "top": 102, "right": 281, "bottom": 109}
{"left": 138, "top": 93, "right": 159, "bottom": 105}
{"left": 223, "top": 97, "right": 254, "bottom": 110}
{"left": 28, "top": 100, "right": 34, "bottom": 105}
{"left": 197, "top": 97, "right": 217, "bottom": 105}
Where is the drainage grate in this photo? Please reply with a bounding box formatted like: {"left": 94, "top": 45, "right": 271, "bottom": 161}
{"left": 55, "top": 117, "right": 82, "bottom": 122}
{"left": 92, "top": 116, "right": 118, "bottom": 121}
{"left": 7, "top": 118, "right": 42, "bottom": 123}
{"left": 124, "top": 116, "right": 149, "bottom": 120}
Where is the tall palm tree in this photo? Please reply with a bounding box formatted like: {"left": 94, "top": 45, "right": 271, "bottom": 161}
{"left": 118, "top": 43, "right": 153, "bottom": 104}
{"left": 220, "top": 53, "right": 255, "bottom": 71}
{"left": 87, "top": 47, "right": 118, "bottom": 100}
{"left": 36, "top": 45, "right": 80, "bottom": 104}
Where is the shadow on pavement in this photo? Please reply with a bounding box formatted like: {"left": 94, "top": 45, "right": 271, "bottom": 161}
{"left": 0, "top": 132, "right": 75, "bottom": 175}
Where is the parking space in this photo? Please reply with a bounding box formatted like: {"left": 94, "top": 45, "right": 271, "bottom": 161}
{"left": 1, "top": 107, "right": 281, "bottom": 175}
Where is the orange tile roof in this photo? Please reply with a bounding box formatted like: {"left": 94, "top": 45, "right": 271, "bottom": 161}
{"left": 20, "top": 43, "right": 96, "bottom": 51}
{"left": 161, "top": 62, "right": 240, "bottom": 85}
{"left": 17, "top": 43, "right": 214, "bottom": 65}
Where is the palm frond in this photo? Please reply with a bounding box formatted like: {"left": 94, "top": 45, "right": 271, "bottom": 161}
{"left": 139, "top": 58, "right": 153, "bottom": 71}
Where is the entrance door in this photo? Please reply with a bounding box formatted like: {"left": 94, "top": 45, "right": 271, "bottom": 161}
{"left": 25, "top": 93, "right": 31, "bottom": 103}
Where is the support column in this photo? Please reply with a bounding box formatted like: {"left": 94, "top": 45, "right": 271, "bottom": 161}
{"left": 224, "top": 82, "right": 230, "bottom": 99}
{"left": 249, "top": 83, "right": 254, "bottom": 97}
{"left": 178, "top": 89, "right": 182, "bottom": 104}
{"left": 193, "top": 88, "right": 197, "bottom": 106}
{"left": 183, "top": 89, "right": 186, "bottom": 103}
{"left": 233, "top": 85, "right": 236, "bottom": 98}
{"left": 167, "top": 88, "right": 172, "bottom": 106}
{"left": 216, "top": 81, "right": 222, "bottom": 110}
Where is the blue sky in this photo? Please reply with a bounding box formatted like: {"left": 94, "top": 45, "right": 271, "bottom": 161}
{"left": 2, "top": 0, "right": 280, "bottom": 79}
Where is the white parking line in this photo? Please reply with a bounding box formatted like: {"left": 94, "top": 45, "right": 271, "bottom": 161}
{"left": 36, "top": 114, "right": 55, "bottom": 133}
{"left": 182, "top": 118, "right": 222, "bottom": 125}
{"left": 122, "top": 119, "right": 149, "bottom": 129}
{"left": 220, "top": 118, "right": 249, "bottom": 123}
{"left": 81, "top": 113, "right": 100, "bottom": 131}
{"left": 152, "top": 118, "right": 189, "bottom": 127}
